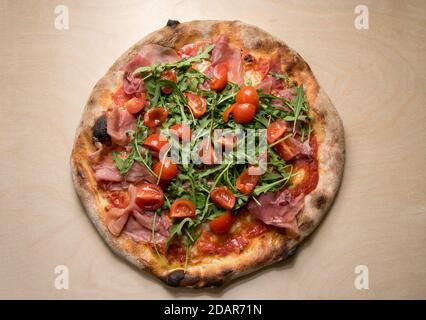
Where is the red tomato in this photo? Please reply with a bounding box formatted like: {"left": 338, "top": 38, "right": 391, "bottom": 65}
{"left": 236, "top": 86, "right": 259, "bottom": 109}
{"left": 211, "top": 186, "right": 236, "bottom": 210}
{"left": 134, "top": 183, "right": 164, "bottom": 210}
{"left": 274, "top": 137, "right": 301, "bottom": 161}
{"left": 143, "top": 133, "right": 169, "bottom": 152}
{"left": 210, "top": 63, "right": 228, "bottom": 91}
{"left": 209, "top": 211, "right": 233, "bottom": 234}
{"left": 112, "top": 86, "right": 131, "bottom": 107}
{"left": 152, "top": 159, "right": 178, "bottom": 181}
{"left": 125, "top": 95, "right": 146, "bottom": 114}
{"left": 198, "top": 140, "right": 217, "bottom": 165}
{"left": 160, "top": 69, "right": 177, "bottom": 94}
{"left": 170, "top": 124, "right": 192, "bottom": 142}
{"left": 236, "top": 168, "right": 260, "bottom": 195}
{"left": 143, "top": 107, "right": 168, "bottom": 127}
{"left": 223, "top": 103, "right": 236, "bottom": 123}
{"left": 289, "top": 159, "right": 319, "bottom": 197}
{"left": 233, "top": 103, "right": 256, "bottom": 124}
{"left": 170, "top": 199, "right": 196, "bottom": 218}
{"left": 185, "top": 92, "right": 207, "bottom": 118}
{"left": 267, "top": 120, "right": 287, "bottom": 144}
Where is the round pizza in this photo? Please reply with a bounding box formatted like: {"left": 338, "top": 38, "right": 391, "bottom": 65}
{"left": 71, "top": 20, "right": 345, "bottom": 288}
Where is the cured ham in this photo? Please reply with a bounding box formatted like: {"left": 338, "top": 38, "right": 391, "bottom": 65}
{"left": 123, "top": 44, "right": 180, "bottom": 95}
{"left": 105, "top": 185, "right": 170, "bottom": 243}
{"left": 211, "top": 35, "right": 244, "bottom": 85}
{"left": 106, "top": 105, "right": 136, "bottom": 146}
{"left": 246, "top": 189, "right": 304, "bottom": 236}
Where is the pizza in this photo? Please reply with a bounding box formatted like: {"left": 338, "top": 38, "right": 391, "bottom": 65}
{"left": 71, "top": 20, "right": 345, "bottom": 288}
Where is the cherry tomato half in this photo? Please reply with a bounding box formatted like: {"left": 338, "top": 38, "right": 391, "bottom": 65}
{"left": 211, "top": 186, "right": 236, "bottom": 210}
{"left": 210, "top": 63, "right": 228, "bottom": 92}
{"left": 267, "top": 120, "right": 287, "bottom": 144}
{"left": 134, "top": 183, "right": 164, "bottom": 210}
{"left": 112, "top": 86, "right": 131, "bottom": 107}
{"left": 185, "top": 92, "right": 207, "bottom": 119}
{"left": 153, "top": 159, "right": 178, "bottom": 181}
{"left": 160, "top": 69, "right": 177, "bottom": 94}
{"left": 236, "top": 168, "right": 260, "bottom": 195}
{"left": 124, "top": 94, "right": 146, "bottom": 114}
{"left": 223, "top": 103, "right": 236, "bottom": 123}
{"left": 274, "top": 137, "right": 301, "bottom": 161}
{"left": 198, "top": 140, "right": 217, "bottom": 165}
{"left": 143, "top": 107, "right": 168, "bottom": 128}
{"left": 170, "top": 123, "right": 192, "bottom": 142}
{"left": 143, "top": 133, "right": 169, "bottom": 152}
{"left": 233, "top": 103, "right": 256, "bottom": 124}
{"left": 236, "top": 86, "right": 259, "bottom": 109}
{"left": 209, "top": 210, "right": 233, "bottom": 234}
{"left": 170, "top": 199, "right": 196, "bottom": 218}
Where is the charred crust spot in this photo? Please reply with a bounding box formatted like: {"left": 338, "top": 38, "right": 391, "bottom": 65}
{"left": 166, "top": 19, "right": 180, "bottom": 28}
{"left": 300, "top": 220, "right": 313, "bottom": 233}
{"left": 315, "top": 195, "right": 327, "bottom": 210}
{"left": 92, "top": 115, "right": 110, "bottom": 144}
{"left": 285, "top": 246, "right": 298, "bottom": 258}
{"left": 88, "top": 97, "right": 95, "bottom": 105}
{"left": 244, "top": 54, "right": 254, "bottom": 62}
{"left": 221, "top": 269, "right": 233, "bottom": 277}
{"left": 77, "top": 169, "right": 85, "bottom": 180}
{"left": 166, "top": 269, "right": 185, "bottom": 287}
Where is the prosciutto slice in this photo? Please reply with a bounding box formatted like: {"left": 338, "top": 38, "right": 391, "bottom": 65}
{"left": 106, "top": 105, "right": 135, "bottom": 146}
{"left": 92, "top": 155, "right": 155, "bottom": 186}
{"left": 123, "top": 44, "right": 180, "bottom": 95}
{"left": 105, "top": 185, "right": 170, "bottom": 243}
{"left": 246, "top": 189, "right": 305, "bottom": 236}
{"left": 210, "top": 35, "right": 244, "bottom": 85}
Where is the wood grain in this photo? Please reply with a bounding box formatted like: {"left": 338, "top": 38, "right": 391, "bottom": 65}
{"left": 0, "top": 0, "right": 425, "bottom": 299}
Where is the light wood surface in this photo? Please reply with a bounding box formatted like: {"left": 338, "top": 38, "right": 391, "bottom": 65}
{"left": 1, "top": 0, "right": 425, "bottom": 299}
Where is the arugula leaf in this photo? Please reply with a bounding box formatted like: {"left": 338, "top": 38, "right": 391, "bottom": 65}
{"left": 112, "top": 151, "right": 134, "bottom": 175}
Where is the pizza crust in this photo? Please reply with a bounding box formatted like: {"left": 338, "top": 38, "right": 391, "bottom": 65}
{"left": 70, "top": 20, "right": 345, "bottom": 288}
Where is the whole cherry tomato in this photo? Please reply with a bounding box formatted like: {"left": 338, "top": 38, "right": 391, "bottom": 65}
{"left": 232, "top": 103, "right": 256, "bottom": 124}
{"left": 170, "top": 198, "right": 196, "bottom": 218}
{"left": 211, "top": 186, "right": 236, "bottom": 210}
{"left": 153, "top": 159, "right": 178, "bottom": 181}
{"left": 236, "top": 86, "right": 259, "bottom": 109}
{"left": 134, "top": 183, "right": 164, "bottom": 210}
{"left": 209, "top": 210, "right": 233, "bottom": 234}
{"left": 143, "top": 107, "right": 168, "bottom": 127}
{"left": 210, "top": 63, "right": 228, "bottom": 91}
{"left": 185, "top": 92, "right": 207, "bottom": 119}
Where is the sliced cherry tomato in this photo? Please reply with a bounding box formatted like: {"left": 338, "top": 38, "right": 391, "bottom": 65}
{"left": 198, "top": 140, "right": 217, "bottom": 165}
{"left": 112, "top": 86, "right": 131, "bottom": 107}
{"left": 134, "top": 183, "right": 164, "bottom": 210}
{"left": 274, "top": 137, "right": 301, "bottom": 161}
{"left": 223, "top": 103, "right": 236, "bottom": 123}
{"left": 289, "top": 159, "right": 319, "bottom": 197}
{"left": 210, "top": 63, "right": 228, "bottom": 91}
{"left": 123, "top": 94, "right": 146, "bottom": 114}
{"left": 185, "top": 92, "right": 207, "bottom": 119}
{"left": 211, "top": 186, "right": 236, "bottom": 210}
{"left": 236, "top": 168, "right": 260, "bottom": 195}
{"left": 267, "top": 120, "right": 287, "bottom": 144}
{"left": 143, "top": 107, "right": 168, "bottom": 127}
{"left": 236, "top": 86, "right": 259, "bottom": 109}
{"left": 233, "top": 103, "right": 256, "bottom": 124}
{"left": 143, "top": 132, "right": 169, "bottom": 152}
{"left": 160, "top": 69, "right": 177, "bottom": 94}
{"left": 170, "top": 199, "right": 196, "bottom": 218}
{"left": 209, "top": 210, "right": 233, "bottom": 234}
{"left": 170, "top": 123, "right": 192, "bottom": 142}
{"left": 153, "top": 159, "right": 178, "bottom": 181}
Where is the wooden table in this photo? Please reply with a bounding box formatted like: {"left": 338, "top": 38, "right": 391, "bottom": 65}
{"left": 1, "top": 0, "right": 425, "bottom": 299}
